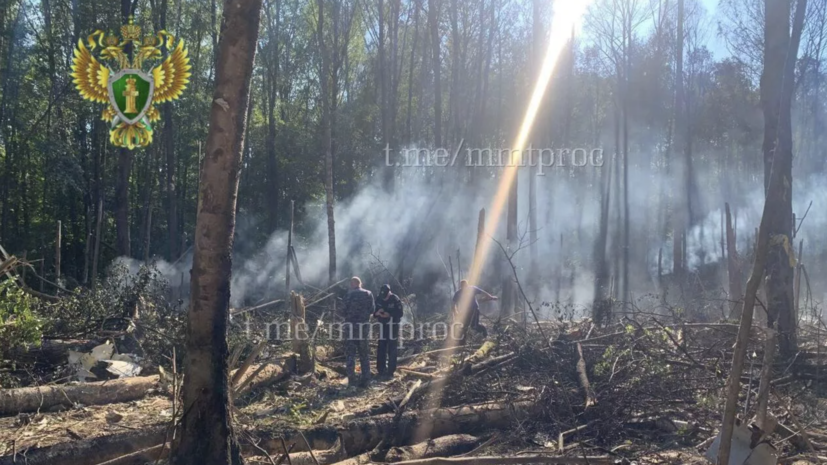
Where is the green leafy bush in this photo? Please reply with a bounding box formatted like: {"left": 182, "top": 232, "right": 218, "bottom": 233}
{"left": 0, "top": 279, "right": 42, "bottom": 357}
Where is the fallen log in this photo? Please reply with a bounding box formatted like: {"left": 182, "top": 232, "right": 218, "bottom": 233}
{"left": 93, "top": 444, "right": 168, "bottom": 465}
{"left": 266, "top": 400, "right": 534, "bottom": 456}
{"left": 281, "top": 434, "right": 481, "bottom": 465}
{"left": 332, "top": 434, "right": 482, "bottom": 465}
{"left": 6, "top": 339, "right": 100, "bottom": 367}
{"left": 388, "top": 456, "right": 619, "bottom": 465}
{"left": 398, "top": 347, "right": 463, "bottom": 365}
{"left": 366, "top": 353, "right": 514, "bottom": 417}
{"left": 0, "top": 375, "right": 159, "bottom": 416}
{"left": 234, "top": 358, "right": 295, "bottom": 397}
{"left": 399, "top": 368, "right": 440, "bottom": 379}
{"left": 231, "top": 339, "right": 269, "bottom": 386}
{"left": 466, "top": 353, "right": 515, "bottom": 376}
{"left": 1, "top": 400, "right": 533, "bottom": 465}
{"left": 461, "top": 341, "right": 496, "bottom": 368}
{"left": 366, "top": 376, "right": 451, "bottom": 416}
{"left": 0, "top": 429, "right": 165, "bottom": 465}
{"left": 267, "top": 444, "right": 346, "bottom": 465}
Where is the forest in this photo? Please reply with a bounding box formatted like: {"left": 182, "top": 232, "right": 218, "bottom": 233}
{"left": 0, "top": 0, "right": 825, "bottom": 463}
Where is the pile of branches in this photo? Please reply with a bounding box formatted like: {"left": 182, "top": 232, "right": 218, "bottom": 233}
{"left": 393, "top": 314, "right": 827, "bottom": 460}
{"left": 413, "top": 318, "right": 725, "bottom": 449}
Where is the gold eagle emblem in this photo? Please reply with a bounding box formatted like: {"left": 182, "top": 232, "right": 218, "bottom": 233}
{"left": 70, "top": 16, "right": 191, "bottom": 149}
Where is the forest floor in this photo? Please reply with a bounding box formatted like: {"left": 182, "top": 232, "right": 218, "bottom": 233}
{"left": 1, "top": 315, "right": 826, "bottom": 465}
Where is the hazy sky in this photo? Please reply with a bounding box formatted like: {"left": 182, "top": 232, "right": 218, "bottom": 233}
{"left": 700, "top": 0, "right": 730, "bottom": 58}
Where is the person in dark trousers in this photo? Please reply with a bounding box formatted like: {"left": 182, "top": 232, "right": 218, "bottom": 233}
{"left": 451, "top": 279, "right": 497, "bottom": 342}
{"left": 343, "top": 276, "right": 374, "bottom": 387}
{"left": 373, "top": 284, "right": 403, "bottom": 378}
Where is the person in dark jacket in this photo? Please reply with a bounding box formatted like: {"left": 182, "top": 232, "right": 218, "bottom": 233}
{"left": 373, "top": 284, "right": 403, "bottom": 378}
{"left": 343, "top": 276, "right": 374, "bottom": 387}
{"left": 451, "top": 279, "right": 497, "bottom": 342}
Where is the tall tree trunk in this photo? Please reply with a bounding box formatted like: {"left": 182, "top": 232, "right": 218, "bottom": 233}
{"left": 318, "top": 0, "right": 336, "bottom": 283}
{"left": 501, "top": 156, "right": 518, "bottom": 318}
{"left": 139, "top": 148, "right": 155, "bottom": 261}
{"left": 115, "top": 149, "right": 133, "bottom": 257}
{"left": 385, "top": 0, "right": 401, "bottom": 190}
{"left": 528, "top": 0, "right": 540, "bottom": 287}
{"left": 762, "top": 0, "right": 805, "bottom": 358}
{"left": 116, "top": 0, "right": 135, "bottom": 258}
{"left": 726, "top": 203, "right": 743, "bottom": 319}
{"left": 405, "top": 0, "right": 420, "bottom": 143}
{"left": 621, "top": 8, "right": 631, "bottom": 307}
{"left": 670, "top": 0, "right": 685, "bottom": 282}
{"left": 172, "top": 0, "right": 262, "bottom": 464}
{"left": 448, "top": 0, "right": 459, "bottom": 146}
{"left": 428, "top": 0, "right": 441, "bottom": 148}
{"left": 165, "top": 109, "right": 178, "bottom": 259}
{"left": 265, "top": 0, "right": 281, "bottom": 233}
{"left": 162, "top": 0, "right": 178, "bottom": 260}
{"left": 378, "top": 0, "right": 388, "bottom": 159}
{"left": 592, "top": 78, "right": 615, "bottom": 325}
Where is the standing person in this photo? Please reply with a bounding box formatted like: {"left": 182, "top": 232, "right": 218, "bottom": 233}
{"left": 451, "top": 280, "right": 497, "bottom": 342}
{"left": 343, "top": 277, "right": 374, "bottom": 387}
{"left": 374, "top": 284, "right": 403, "bottom": 379}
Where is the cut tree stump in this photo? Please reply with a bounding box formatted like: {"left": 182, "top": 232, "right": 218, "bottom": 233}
{"left": 0, "top": 375, "right": 159, "bottom": 416}
{"left": 291, "top": 291, "right": 314, "bottom": 373}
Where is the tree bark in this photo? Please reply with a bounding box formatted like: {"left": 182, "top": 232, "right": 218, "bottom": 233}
{"left": 0, "top": 375, "right": 159, "bottom": 416}
{"left": 470, "top": 209, "right": 485, "bottom": 274}
{"left": 54, "top": 220, "right": 61, "bottom": 283}
{"left": 165, "top": 111, "right": 178, "bottom": 260}
{"left": 330, "top": 435, "right": 481, "bottom": 465}
{"left": 761, "top": 0, "right": 805, "bottom": 359}
{"left": 378, "top": 0, "right": 388, "bottom": 159}
{"left": 172, "top": 0, "right": 263, "bottom": 464}
{"left": 716, "top": 59, "right": 795, "bottom": 462}
{"left": 725, "top": 203, "right": 743, "bottom": 319}
{"left": 92, "top": 198, "right": 104, "bottom": 288}
{"left": 0, "top": 430, "right": 166, "bottom": 465}
{"left": 317, "top": 0, "right": 337, "bottom": 284}
{"left": 115, "top": 149, "right": 132, "bottom": 257}
{"left": 265, "top": 0, "right": 281, "bottom": 232}
{"left": 528, "top": 0, "right": 540, "bottom": 289}
{"left": 291, "top": 292, "right": 314, "bottom": 373}
{"left": 428, "top": 0, "right": 442, "bottom": 148}
{"left": 671, "top": 0, "right": 685, "bottom": 280}
{"left": 2, "top": 402, "right": 527, "bottom": 465}
{"left": 501, "top": 170, "right": 517, "bottom": 318}
{"left": 114, "top": 0, "right": 135, "bottom": 258}
{"left": 405, "top": 0, "right": 420, "bottom": 143}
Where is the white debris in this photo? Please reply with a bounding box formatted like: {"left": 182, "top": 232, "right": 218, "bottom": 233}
{"left": 67, "top": 341, "right": 142, "bottom": 381}
{"left": 103, "top": 360, "right": 142, "bottom": 378}
{"left": 90, "top": 342, "right": 115, "bottom": 361}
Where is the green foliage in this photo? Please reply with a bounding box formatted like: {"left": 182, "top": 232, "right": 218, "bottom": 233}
{"left": 36, "top": 262, "right": 185, "bottom": 368}
{"left": 0, "top": 280, "right": 43, "bottom": 357}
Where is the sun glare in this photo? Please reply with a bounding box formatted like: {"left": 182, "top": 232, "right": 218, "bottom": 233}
{"left": 419, "top": 0, "right": 594, "bottom": 427}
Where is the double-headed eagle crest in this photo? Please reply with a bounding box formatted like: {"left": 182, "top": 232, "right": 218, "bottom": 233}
{"left": 71, "top": 16, "right": 191, "bottom": 149}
